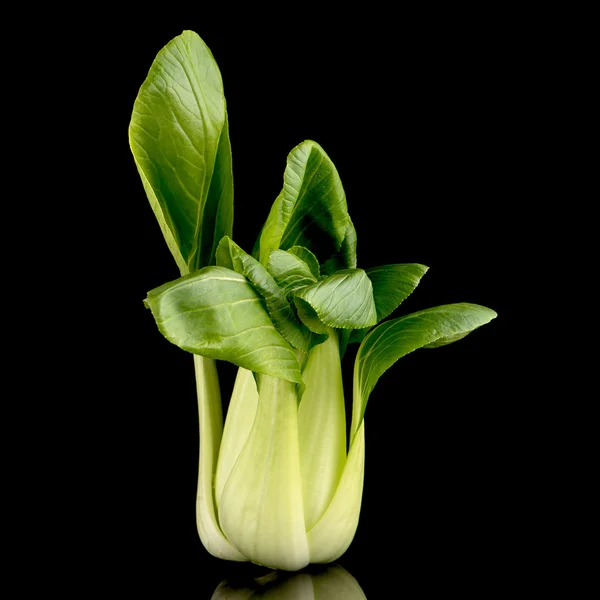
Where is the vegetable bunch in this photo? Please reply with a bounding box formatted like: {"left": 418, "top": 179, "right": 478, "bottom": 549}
{"left": 129, "top": 30, "right": 497, "bottom": 571}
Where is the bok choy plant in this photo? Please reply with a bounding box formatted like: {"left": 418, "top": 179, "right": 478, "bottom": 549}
{"left": 129, "top": 30, "right": 497, "bottom": 571}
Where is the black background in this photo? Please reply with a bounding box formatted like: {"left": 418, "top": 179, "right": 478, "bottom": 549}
{"left": 57, "top": 13, "right": 544, "bottom": 595}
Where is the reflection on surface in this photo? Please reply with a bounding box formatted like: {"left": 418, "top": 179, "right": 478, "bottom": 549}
{"left": 211, "top": 564, "right": 366, "bottom": 599}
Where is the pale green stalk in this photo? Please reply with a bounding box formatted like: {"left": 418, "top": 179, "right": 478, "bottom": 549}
{"left": 193, "top": 355, "right": 246, "bottom": 561}
{"left": 298, "top": 329, "right": 347, "bottom": 530}
{"left": 306, "top": 422, "right": 365, "bottom": 564}
{"left": 304, "top": 357, "right": 367, "bottom": 563}
{"left": 350, "top": 353, "right": 365, "bottom": 443}
{"left": 218, "top": 375, "right": 309, "bottom": 570}
{"left": 214, "top": 367, "right": 259, "bottom": 508}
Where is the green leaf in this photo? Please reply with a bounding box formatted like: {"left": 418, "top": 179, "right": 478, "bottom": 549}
{"left": 217, "top": 237, "right": 311, "bottom": 352}
{"left": 267, "top": 249, "right": 318, "bottom": 298}
{"left": 351, "top": 303, "right": 497, "bottom": 438}
{"left": 144, "top": 266, "right": 302, "bottom": 383}
{"left": 294, "top": 269, "right": 377, "bottom": 330}
{"left": 338, "top": 328, "right": 354, "bottom": 360}
{"left": 258, "top": 141, "right": 351, "bottom": 268}
{"left": 129, "top": 30, "right": 232, "bottom": 275}
{"left": 294, "top": 298, "right": 328, "bottom": 335}
{"left": 320, "top": 217, "right": 358, "bottom": 276}
{"left": 368, "top": 263, "right": 429, "bottom": 321}
{"left": 287, "top": 246, "right": 321, "bottom": 279}
{"left": 348, "top": 263, "right": 429, "bottom": 346}
{"left": 423, "top": 331, "right": 472, "bottom": 348}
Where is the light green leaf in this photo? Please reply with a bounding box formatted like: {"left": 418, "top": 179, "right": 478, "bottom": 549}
{"left": 348, "top": 263, "right": 429, "bottom": 346}
{"left": 368, "top": 263, "right": 429, "bottom": 321}
{"left": 287, "top": 246, "right": 321, "bottom": 279}
{"left": 423, "top": 331, "right": 472, "bottom": 348}
{"left": 217, "top": 237, "right": 311, "bottom": 352}
{"left": 144, "top": 266, "right": 302, "bottom": 383}
{"left": 267, "top": 249, "right": 318, "bottom": 298}
{"left": 294, "top": 269, "right": 377, "bottom": 330}
{"left": 258, "top": 141, "right": 350, "bottom": 268}
{"left": 294, "top": 298, "right": 328, "bottom": 336}
{"left": 129, "top": 30, "right": 232, "bottom": 275}
{"left": 351, "top": 303, "right": 497, "bottom": 438}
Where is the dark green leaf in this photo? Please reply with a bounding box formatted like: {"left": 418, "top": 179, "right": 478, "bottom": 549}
{"left": 320, "top": 217, "right": 357, "bottom": 276}
{"left": 129, "top": 30, "right": 232, "bottom": 274}
{"left": 258, "top": 141, "right": 351, "bottom": 268}
{"left": 352, "top": 303, "right": 497, "bottom": 435}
